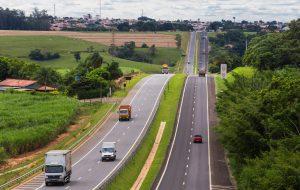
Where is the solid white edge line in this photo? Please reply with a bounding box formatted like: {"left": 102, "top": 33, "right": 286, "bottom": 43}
{"left": 92, "top": 74, "right": 173, "bottom": 190}
{"left": 155, "top": 75, "right": 189, "bottom": 190}
{"left": 36, "top": 75, "right": 154, "bottom": 190}
{"left": 206, "top": 75, "right": 212, "bottom": 190}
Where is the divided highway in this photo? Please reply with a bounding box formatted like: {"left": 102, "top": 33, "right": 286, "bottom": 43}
{"left": 14, "top": 74, "right": 172, "bottom": 190}
{"left": 185, "top": 31, "right": 196, "bottom": 74}
{"left": 155, "top": 31, "right": 211, "bottom": 190}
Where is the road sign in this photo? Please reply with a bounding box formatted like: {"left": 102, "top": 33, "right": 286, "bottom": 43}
{"left": 221, "top": 64, "right": 227, "bottom": 79}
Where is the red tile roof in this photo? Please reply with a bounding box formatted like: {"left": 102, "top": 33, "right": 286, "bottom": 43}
{"left": 0, "top": 79, "right": 37, "bottom": 87}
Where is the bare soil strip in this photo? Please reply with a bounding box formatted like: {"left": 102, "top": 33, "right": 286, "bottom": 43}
{"left": 0, "top": 30, "right": 176, "bottom": 47}
{"left": 131, "top": 122, "right": 166, "bottom": 190}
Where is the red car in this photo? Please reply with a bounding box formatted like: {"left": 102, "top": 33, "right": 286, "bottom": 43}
{"left": 193, "top": 135, "right": 203, "bottom": 143}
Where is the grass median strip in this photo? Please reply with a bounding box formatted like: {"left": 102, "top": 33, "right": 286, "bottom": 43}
{"left": 106, "top": 74, "right": 186, "bottom": 190}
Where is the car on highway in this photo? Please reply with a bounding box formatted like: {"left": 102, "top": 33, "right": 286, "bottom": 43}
{"left": 193, "top": 135, "right": 203, "bottom": 143}
{"left": 187, "top": 61, "right": 190, "bottom": 64}
{"left": 100, "top": 142, "right": 117, "bottom": 161}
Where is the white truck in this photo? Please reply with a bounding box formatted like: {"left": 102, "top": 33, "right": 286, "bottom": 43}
{"left": 100, "top": 142, "right": 117, "bottom": 161}
{"left": 44, "top": 150, "right": 72, "bottom": 186}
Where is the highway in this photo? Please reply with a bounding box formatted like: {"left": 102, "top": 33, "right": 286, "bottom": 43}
{"left": 14, "top": 74, "right": 172, "bottom": 190}
{"left": 185, "top": 31, "right": 196, "bottom": 74}
{"left": 155, "top": 31, "right": 210, "bottom": 190}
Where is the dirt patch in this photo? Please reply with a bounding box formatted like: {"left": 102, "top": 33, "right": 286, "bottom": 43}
{"left": 131, "top": 122, "right": 166, "bottom": 190}
{"left": 0, "top": 30, "right": 176, "bottom": 47}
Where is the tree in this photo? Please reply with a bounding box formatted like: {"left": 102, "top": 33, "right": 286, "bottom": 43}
{"left": 85, "top": 52, "right": 103, "bottom": 69}
{"left": 0, "top": 59, "right": 8, "bottom": 80}
{"left": 107, "top": 61, "right": 123, "bottom": 80}
{"left": 175, "top": 34, "right": 182, "bottom": 49}
{"left": 35, "top": 67, "right": 62, "bottom": 87}
{"left": 148, "top": 45, "right": 156, "bottom": 56}
{"left": 73, "top": 52, "right": 81, "bottom": 62}
{"left": 244, "top": 19, "right": 300, "bottom": 70}
{"left": 141, "top": 43, "right": 148, "bottom": 48}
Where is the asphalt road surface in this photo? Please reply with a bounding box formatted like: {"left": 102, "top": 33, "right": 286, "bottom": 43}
{"left": 199, "top": 31, "right": 209, "bottom": 71}
{"left": 14, "top": 74, "right": 172, "bottom": 190}
{"left": 185, "top": 32, "right": 196, "bottom": 75}
{"left": 155, "top": 76, "right": 210, "bottom": 190}
{"left": 155, "top": 31, "right": 210, "bottom": 190}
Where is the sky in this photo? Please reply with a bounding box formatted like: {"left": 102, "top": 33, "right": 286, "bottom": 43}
{"left": 0, "top": 0, "right": 299, "bottom": 22}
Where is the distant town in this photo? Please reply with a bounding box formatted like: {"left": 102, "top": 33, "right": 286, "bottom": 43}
{"left": 50, "top": 14, "right": 289, "bottom": 33}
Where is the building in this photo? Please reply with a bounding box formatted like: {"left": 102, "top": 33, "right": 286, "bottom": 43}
{"left": 0, "top": 79, "right": 39, "bottom": 90}
{"left": 0, "top": 79, "right": 56, "bottom": 92}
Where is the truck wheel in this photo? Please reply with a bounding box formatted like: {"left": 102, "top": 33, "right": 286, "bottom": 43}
{"left": 65, "top": 175, "right": 70, "bottom": 183}
{"left": 45, "top": 182, "right": 50, "bottom": 186}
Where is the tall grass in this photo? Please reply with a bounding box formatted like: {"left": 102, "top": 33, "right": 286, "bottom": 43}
{"left": 0, "top": 91, "right": 79, "bottom": 156}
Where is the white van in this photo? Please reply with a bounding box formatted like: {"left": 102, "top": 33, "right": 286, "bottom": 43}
{"left": 100, "top": 142, "right": 116, "bottom": 161}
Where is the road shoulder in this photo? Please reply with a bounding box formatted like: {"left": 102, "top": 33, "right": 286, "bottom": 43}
{"left": 208, "top": 76, "right": 236, "bottom": 189}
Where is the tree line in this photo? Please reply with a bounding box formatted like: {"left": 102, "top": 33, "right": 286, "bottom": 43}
{"left": 0, "top": 51, "right": 123, "bottom": 99}
{"left": 216, "top": 19, "right": 300, "bottom": 189}
{"left": 108, "top": 41, "right": 156, "bottom": 63}
{"left": 0, "top": 7, "right": 51, "bottom": 30}
{"left": 209, "top": 30, "right": 258, "bottom": 73}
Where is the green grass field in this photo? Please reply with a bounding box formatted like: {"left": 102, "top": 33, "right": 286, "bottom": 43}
{"left": 215, "top": 66, "right": 256, "bottom": 93}
{"left": 136, "top": 47, "right": 182, "bottom": 66}
{"left": 106, "top": 74, "right": 186, "bottom": 190}
{"left": 0, "top": 36, "right": 163, "bottom": 73}
{"left": 0, "top": 91, "right": 79, "bottom": 156}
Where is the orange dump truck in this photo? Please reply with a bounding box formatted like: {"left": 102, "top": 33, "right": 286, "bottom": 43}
{"left": 119, "top": 105, "right": 132, "bottom": 121}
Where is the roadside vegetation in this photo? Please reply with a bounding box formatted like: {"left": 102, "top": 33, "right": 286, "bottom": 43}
{"left": 215, "top": 19, "right": 300, "bottom": 190}
{"left": 0, "top": 102, "right": 113, "bottom": 186}
{"left": 0, "top": 92, "right": 79, "bottom": 158}
{"left": 106, "top": 74, "right": 186, "bottom": 190}
{"left": 112, "top": 74, "right": 148, "bottom": 98}
{"left": 208, "top": 30, "right": 258, "bottom": 73}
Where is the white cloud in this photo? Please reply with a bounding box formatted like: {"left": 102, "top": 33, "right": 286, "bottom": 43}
{"left": 0, "top": 0, "right": 299, "bottom": 21}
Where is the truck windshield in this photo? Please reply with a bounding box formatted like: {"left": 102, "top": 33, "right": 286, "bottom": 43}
{"left": 45, "top": 165, "right": 63, "bottom": 173}
{"left": 102, "top": 148, "right": 114, "bottom": 153}
{"left": 120, "top": 110, "right": 128, "bottom": 114}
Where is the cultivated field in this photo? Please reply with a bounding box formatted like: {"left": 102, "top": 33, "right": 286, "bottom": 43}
{"left": 0, "top": 30, "right": 176, "bottom": 47}
{"left": 0, "top": 92, "right": 79, "bottom": 156}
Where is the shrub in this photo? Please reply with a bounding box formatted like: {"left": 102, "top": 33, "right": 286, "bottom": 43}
{"left": 0, "top": 147, "right": 7, "bottom": 164}
{"left": 29, "top": 49, "right": 60, "bottom": 61}
{"left": 141, "top": 43, "right": 148, "bottom": 48}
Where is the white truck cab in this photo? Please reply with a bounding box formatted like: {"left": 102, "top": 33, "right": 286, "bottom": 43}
{"left": 44, "top": 150, "right": 72, "bottom": 186}
{"left": 100, "top": 142, "right": 116, "bottom": 161}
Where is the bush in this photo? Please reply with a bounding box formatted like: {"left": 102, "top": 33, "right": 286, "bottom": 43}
{"left": 0, "top": 147, "right": 7, "bottom": 164}
{"left": 141, "top": 43, "right": 148, "bottom": 48}
{"left": 29, "top": 49, "right": 60, "bottom": 61}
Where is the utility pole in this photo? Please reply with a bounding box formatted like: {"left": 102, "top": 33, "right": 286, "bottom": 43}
{"left": 99, "top": 0, "right": 102, "bottom": 20}
{"left": 54, "top": 4, "right": 56, "bottom": 18}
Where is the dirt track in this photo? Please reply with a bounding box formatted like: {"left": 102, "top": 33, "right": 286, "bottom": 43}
{"left": 0, "top": 30, "right": 176, "bottom": 47}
